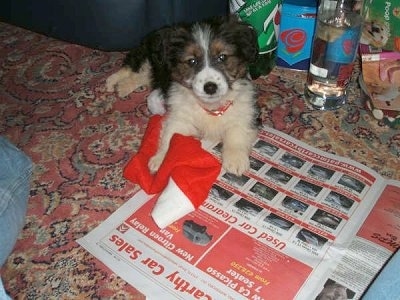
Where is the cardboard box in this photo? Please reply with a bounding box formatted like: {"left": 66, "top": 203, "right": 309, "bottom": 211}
{"left": 360, "top": 44, "right": 400, "bottom": 128}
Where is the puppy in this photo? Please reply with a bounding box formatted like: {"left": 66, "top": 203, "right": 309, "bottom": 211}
{"left": 360, "top": 20, "right": 389, "bottom": 48}
{"left": 106, "top": 17, "right": 260, "bottom": 176}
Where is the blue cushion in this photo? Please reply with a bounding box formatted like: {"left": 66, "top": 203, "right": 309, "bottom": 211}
{"left": 0, "top": 0, "right": 228, "bottom": 50}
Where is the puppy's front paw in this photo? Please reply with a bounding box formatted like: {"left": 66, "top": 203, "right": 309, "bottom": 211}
{"left": 222, "top": 149, "right": 250, "bottom": 176}
{"left": 148, "top": 154, "right": 165, "bottom": 174}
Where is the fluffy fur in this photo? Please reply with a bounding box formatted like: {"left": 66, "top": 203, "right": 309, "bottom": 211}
{"left": 360, "top": 20, "right": 389, "bottom": 48}
{"left": 106, "top": 17, "right": 260, "bottom": 176}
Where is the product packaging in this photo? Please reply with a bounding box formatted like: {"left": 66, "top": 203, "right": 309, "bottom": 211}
{"left": 360, "top": 0, "right": 400, "bottom": 52}
{"left": 359, "top": 44, "right": 400, "bottom": 128}
{"left": 231, "top": 0, "right": 282, "bottom": 78}
{"left": 276, "top": 0, "right": 317, "bottom": 70}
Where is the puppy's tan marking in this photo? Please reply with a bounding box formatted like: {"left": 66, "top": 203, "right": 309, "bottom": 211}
{"left": 211, "top": 41, "right": 246, "bottom": 79}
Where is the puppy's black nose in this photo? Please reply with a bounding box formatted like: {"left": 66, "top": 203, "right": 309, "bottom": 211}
{"left": 371, "top": 26, "right": 380, "bottom": 33}
{"left": 204, "top": 82, "right": 218, "bottom": 95}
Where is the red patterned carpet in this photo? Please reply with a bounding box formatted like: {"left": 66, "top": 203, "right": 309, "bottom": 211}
{"left": 0, "top": 21, "right": 399, "bottom": 299}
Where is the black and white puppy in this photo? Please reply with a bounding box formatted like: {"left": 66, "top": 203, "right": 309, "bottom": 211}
{"left": 106, "top": 17, "right": 259, "bottom": 176}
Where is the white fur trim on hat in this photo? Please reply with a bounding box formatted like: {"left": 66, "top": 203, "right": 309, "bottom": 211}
{"left": 151, "top": 178, "right": 195, "bottom": 228}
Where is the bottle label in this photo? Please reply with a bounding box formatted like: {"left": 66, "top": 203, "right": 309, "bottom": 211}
{"left": 326, "top": 26, "right": 361, "bottom": 64}
{"left": 310, "top": 63, "right": 328, "bottom": 78}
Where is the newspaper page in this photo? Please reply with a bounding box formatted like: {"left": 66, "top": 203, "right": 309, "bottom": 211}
{"left": 78, "top": 126, "right": 400, "bottom": 300}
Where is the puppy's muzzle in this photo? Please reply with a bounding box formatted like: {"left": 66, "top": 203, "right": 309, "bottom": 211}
{"left": 371, "top": 26, "right": 381, "bottom": 34}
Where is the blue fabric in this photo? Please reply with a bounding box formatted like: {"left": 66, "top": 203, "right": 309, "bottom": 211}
{"left": 0, "top": 137, "right": 32, "bottom": 299}
{"left": 0, "top": 279, "right": 11, "bottom": 300}
{"left": 362, "top": 249, "right": 400, "bottom": 300}
{"left": 0, "top": 0, "right": 228, "bottom": 51}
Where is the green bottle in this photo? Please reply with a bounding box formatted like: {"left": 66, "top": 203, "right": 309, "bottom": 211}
{"left": 234, "top": 0, "right": 282, "bottom": 78}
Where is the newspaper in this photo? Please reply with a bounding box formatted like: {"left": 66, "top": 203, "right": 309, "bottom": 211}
{"left": 77, "top": 126, "right": 400, "bottom": 300}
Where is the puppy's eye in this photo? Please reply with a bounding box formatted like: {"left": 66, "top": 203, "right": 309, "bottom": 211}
{"left": 216, "top": 54, "right": 227, "bottom": 63}
{"left": 187, "top": 58, "right": 198, "bottom": 66}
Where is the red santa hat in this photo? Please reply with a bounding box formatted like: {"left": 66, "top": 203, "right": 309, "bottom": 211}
{"left": 124, "top": 115, "right": 221, "bottom": 228}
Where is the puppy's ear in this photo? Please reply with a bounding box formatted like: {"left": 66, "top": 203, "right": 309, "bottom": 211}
{"left": 147, "top": 25, "right": 192, "bottom": 68}
{"left": 236, "top": 23, "right": 259, "bottom": 63}
{"left": 218, "top": 18, "right": 259, "bottom": 64}
{"left": 146, "top": 27, "right": 174, "bottom": 67}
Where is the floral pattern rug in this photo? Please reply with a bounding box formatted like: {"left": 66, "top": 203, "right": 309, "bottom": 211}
{"left": 0, "top": 21, "right": 399, "bottom": 299}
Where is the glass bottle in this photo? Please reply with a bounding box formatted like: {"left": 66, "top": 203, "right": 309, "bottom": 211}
{"left": 304, "top": 0, "right": 363, "bottom": 110}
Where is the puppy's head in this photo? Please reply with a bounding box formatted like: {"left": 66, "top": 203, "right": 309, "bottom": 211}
{"left": 161, "top": 17, "right": 258, "bottom": 104}
{"left": 362, "top": 20, "right": 389, "bottom": 48}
